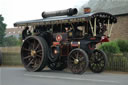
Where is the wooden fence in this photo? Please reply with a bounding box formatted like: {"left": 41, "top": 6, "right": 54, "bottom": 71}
{"left": 0, "top": 47, "right": 22, "bottom": 66}
{"left": 107, "top": 53, "right": 128, "bottom": 72}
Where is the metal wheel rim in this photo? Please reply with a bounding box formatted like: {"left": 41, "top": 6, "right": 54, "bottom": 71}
{"left": 68, "top": 49, "right": 88, "bottom": 74}
{"left": 21, "top": 36, "right": 45, "bottom": 71}
{"left": 89, "top": 50, "right": 107, "bottom": 73}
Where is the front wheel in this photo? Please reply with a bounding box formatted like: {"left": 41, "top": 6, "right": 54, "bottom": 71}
{"left": 68, "top": 48, "right": 89, "bottom": 74}
{"left": 89, "top": 49, "right": 108, "bottom": 73}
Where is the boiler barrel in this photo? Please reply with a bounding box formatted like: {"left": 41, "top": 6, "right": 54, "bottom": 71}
{"left": 42, "top": 8, "right": 78, "bottom": 18}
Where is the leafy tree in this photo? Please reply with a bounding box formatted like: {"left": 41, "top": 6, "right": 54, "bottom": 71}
{"left": 3, "top": 35, "right": 20, "bottom": 47}
{"left": 0, "top": 15, "right": 6, "bottom": 46}
{"left": 18, "top": 34, "right": 22, "bottom": 45}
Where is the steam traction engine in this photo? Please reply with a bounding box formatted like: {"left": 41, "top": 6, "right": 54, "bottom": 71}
{"left": 14, "top": 8, "right": 117, "bottom": 74}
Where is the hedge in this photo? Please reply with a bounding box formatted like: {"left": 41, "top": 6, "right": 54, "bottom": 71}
{"left": 99, "top": 41, "right": 120, "bottom": 53}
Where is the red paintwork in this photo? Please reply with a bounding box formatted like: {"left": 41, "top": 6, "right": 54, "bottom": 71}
{"left": 100, "top": 36, "right": 109, "bottom": 42}
{"left": 53, "top": 42, "right": 60, "bottom": 46}
{"left": 56, "top": 34, "right": 62, "bottom": 41}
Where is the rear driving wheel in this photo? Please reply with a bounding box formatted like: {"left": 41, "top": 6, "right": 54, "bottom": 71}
{"left": 68, "top": 48, "right": 89, "bottom": 74}
{"left": 21, "top": 36, "right": 48, "bottom": 72}
{"left": 89, "top": 49, "right": 108, "bottom": 73}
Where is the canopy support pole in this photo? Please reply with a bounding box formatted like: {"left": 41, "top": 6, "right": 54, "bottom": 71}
{"left": 107, "top": 19, "right": 110, "bottom": 37}
{"left": 94, "top": 18, "right": 97, "bottom": 36}
{"left": 89, "top": 20, "right": 94, "bottom": 36}
{"left": 108, "top": 24, "right": 114, "bottom": 37}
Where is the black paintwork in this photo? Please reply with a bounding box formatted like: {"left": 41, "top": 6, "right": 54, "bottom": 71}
{"left": 14, "top": 12, "right": 117, "bottom": 27}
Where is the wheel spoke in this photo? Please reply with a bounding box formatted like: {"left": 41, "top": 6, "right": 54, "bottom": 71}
{"left": 36, "top": 50, "right": 42, "bottom": 53}
{"left": 79, "top": 57, "right": 84, "bottom": 61}
{"left": 70, "top": 55, "right": 75, "bottom": 60}
{"left": 23, "top": 55, "right": 31, "bottom": 60}
{"left": 76, "top": 51, "right": 79, "bottom": 59}
{"left": 26, "top": 59, "right": 33, "bottom": 67}
{"left": 98, "top": 52, "right": 102, "bottom": 57}
{"left": 32, "top": 40, "right": 36, "bottom": 50}
{"left": 32, "top": 59, "right": 39, "bottom": 68}
{"left": 22, "top": 48, "right": 31, "bottom": 51}
{"left": 35, "top": 44, "right": 40, "bottom": 50}
{"left": 98, "top": 58, "right": 104, "bottom": 62}
{"left": 97, "top": 64, "right": 102, "bottom": 70}
{"left": 95, "top": 52, "right": 98, "bottom": 56}
{"left": 36, "top": 54, "right": 42, "bottom": 58}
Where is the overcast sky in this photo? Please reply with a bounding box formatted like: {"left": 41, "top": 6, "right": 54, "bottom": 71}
{"left": 0, "top": 0, "right": 89, "bottom": 28}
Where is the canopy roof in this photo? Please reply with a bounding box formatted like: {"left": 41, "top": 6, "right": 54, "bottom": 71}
{"left": 14, "top": 12, "right": 117, "bottom": 27}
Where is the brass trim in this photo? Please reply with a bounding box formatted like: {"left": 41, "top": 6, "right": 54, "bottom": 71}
{"left": 74, "top": 59, "right": 79, "bottom": 64}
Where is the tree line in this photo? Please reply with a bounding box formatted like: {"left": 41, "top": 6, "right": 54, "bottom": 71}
{"left": 0, "top": 15, "right": 22, "bottom": 47}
